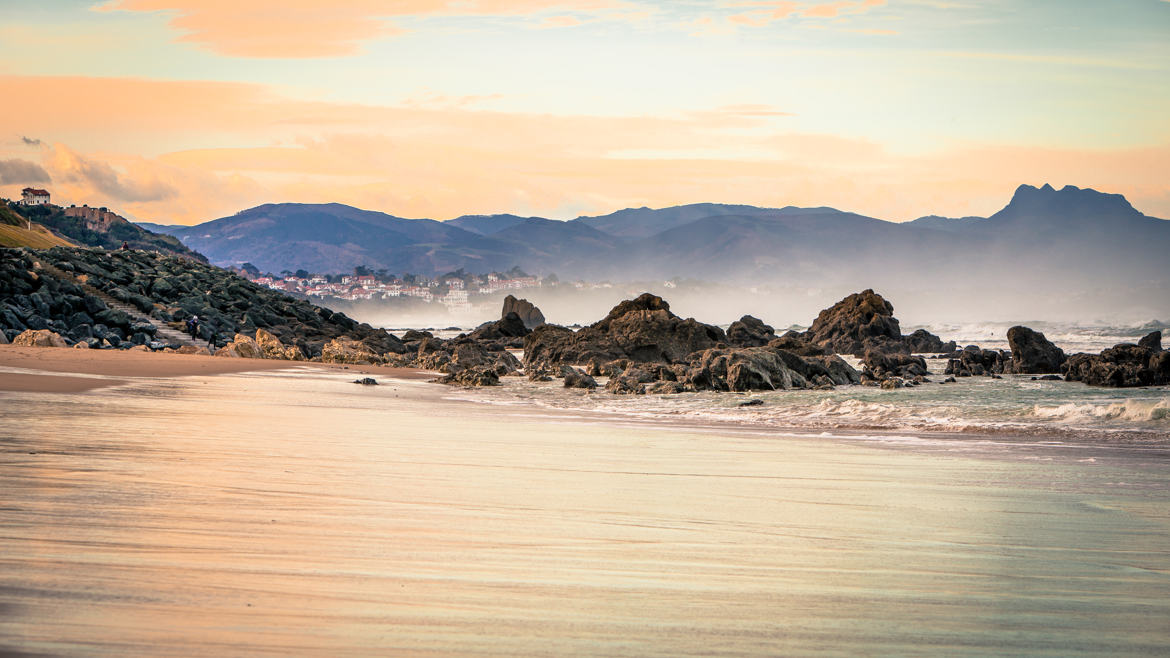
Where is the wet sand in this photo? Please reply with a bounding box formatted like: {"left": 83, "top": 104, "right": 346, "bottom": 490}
{"left": 0, "top": 345, "right": 431, "bottom": 392}
{"left": 1, "top": 364, "right": 1169, "bottom": 655}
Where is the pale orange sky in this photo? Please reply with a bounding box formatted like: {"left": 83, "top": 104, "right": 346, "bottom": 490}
{"left": 1, "top": 1, "right": 1168, "bottom": 224}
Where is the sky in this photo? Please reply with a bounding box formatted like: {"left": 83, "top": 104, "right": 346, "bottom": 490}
{"left": 0, "top": 0, "right": 1168, "bottom": 225}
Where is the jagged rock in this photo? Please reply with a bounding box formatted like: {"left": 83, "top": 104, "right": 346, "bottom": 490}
{"left": 73, "top": 340, "right": 89, "bottom": 349}
{"left": 502, "top": 295, "right": 545, "bottom": 329}
{"left": 1138, "top": 331, "right": 1162, "bottom": 352}
{"left": 1063, "top": 343, "right": 1169, "bottom": 387}
{"left": 766, "top": 335, "right": 828, "bottom": 356}
{"left": 604, "top": 368, "right": 649, "bottom": 394}
{"left": 468, "top": 312, "right": 530, "bottom": 344}
{"left": 1007, "top": 326, "right": 1066, "bottom": 374}
{"left": 213, "top": 333, "right": 263, "bottom": 359}
{"left": 880, "top": 377, "right": 905, "bottom": 389}
{"left": 255, "top": 328, "right": 303, "bottom": 360}
{"left": 437, "top": 366, "right": 500, "bottom": 387}
{"left": 945, "top": 345, "right": 1010, "bottom": 377}
{"left": 492, "top": 351, "right": 523, "bottom": 376}
{"left": 802, "top": 289, "right": 902, "bottom": 356}
{"left": 726, "top": 315, "right": 778, "bottom": 347}
{"left": 683, "top": 347, "right": 805, "bottom": 392}
{"left": 175, "top": 345, "right": 211, "bottom": 355}
{"left": 645, "top": 381, "right": 686, "bottom": 394}
{"left": 524, "top": 294, "right": 725, "bottom": 371}
{"left": 353, "top": 377, "right": 378, "bottom": 385}
{"left": 560, "top": 365, "right": 598, "bottom": 389}
{"left": 862, "top": 349, "right": 927, "bottom": 380}
{"left": 12, "top": 329, "right": 68, "bottom": 348}
{"left": 319, "top": 337, "right": 382, "bottom": 365}
{"left": 903, "top": 328, "right": 957, "bottom": 354}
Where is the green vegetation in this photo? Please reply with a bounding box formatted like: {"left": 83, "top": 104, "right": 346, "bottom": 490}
{"left": 4, "top": 201, "right": 207, "bottom": 261}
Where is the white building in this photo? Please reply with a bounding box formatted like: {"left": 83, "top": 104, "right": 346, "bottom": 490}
{"left": 20, "top": 188, "right": 50, "bottom": 206}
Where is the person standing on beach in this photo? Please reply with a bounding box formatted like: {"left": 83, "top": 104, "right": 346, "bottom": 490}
{"left": 205, "top": 324, "right": 216, "bottom": 352}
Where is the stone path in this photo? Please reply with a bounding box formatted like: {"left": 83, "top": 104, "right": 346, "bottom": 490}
{"left": 33, "top": 259, "right": 206, "bottom": 349}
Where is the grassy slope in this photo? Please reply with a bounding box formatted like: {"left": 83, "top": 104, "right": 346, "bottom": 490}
{"left": 0, "top": 223, "right": 74, "bottom": 248}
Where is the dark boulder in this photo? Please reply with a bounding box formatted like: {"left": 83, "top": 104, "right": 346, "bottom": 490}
{"left": 903, "top": 328, "right": 957, "bottom": 354}
{"left": 1007, "top": 326, "right": 1066, "bottom": 374}
{"left": 468, "top": 311, "right": 530, "bottom": 345}
{"left": 560, "top": 365, "right": 598, "bottom": 389}
{"left": 436, "top": 366, "right": 500, "bottom": 387}
{"left": 522, "top": 293, "right": 725, "bottom": 371}
{"left": 501, "top": 295, "right": 545, "bottom": 329}
{"left": 862, "top": 349, "right": 928, "bottom": 381}
{"left": 1063, "top": 343, "right": 1168, "bottom": 388}
{"left": 726, "top": 315, "right": 778, "bottom": 347}
{"left": 1138, "top": 330, "right": 1162, "bottom": 352}
{"left": 802, "top": 289, "right": 901, "bottom": 356}
{"left": 945, "top": 345, "right": 1010, "bottom": 377}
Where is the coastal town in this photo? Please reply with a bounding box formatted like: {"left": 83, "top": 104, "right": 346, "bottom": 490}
{"left": 247, "top": 268, "right": 546, "bottom": 312}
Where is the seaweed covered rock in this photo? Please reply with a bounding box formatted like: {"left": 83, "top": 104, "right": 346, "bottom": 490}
{"left": 560, "top": 365, "right": 598, "bottom": 389}
{"left": 945, "top": 345, "right": 1011, "bottom": 377}
{"left": 862, "top": 349, "right": 928, "bottom": 382}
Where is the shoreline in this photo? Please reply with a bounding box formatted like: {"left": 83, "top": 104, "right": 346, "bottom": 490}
{"left": 0, "top": 344, "right": 433, "bottom": 393}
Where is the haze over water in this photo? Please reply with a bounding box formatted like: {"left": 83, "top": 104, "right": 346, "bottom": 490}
{"left": 3, "top": 366, "right": 1169, "bottom": 655}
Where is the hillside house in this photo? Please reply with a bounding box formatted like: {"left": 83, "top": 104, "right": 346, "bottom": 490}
{"left": 21, "top": 188, "right": 50, "bottom": 206}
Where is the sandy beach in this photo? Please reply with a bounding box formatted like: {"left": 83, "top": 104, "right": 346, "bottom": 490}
{"left": 1, "top": 349, "right": 1169, "bottom": 656}
{"left": 0, "top": 345, "right": 432, "bottom": 392}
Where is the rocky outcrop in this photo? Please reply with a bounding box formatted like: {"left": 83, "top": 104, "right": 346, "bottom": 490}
{"left": 560, "top": 365, "right": 597, "bottom": 389}
{"left": 466, "top": 312, "right": 530, "bottom": 347}
{"left": 12, "top": 329, "right": 67, "bottom": 348}
{"left": 1063, "top": 343, "right": 1170, "bottom": 387}
{"left": 523, "top": 293, "right": 725, "bottom": 372}
{"left": 1007, "top": 326, "right": 1065, "bottom": 374}
{"left": 320, "top": 337, "right": 385, "bottom": 365}
{"left": 214, "top": 333, "right": 263, "bottom": 359}
{"left": 945, "top": 345, "right": 1011, "bottom": 377}
{"left": 726, "top": 315, "right": 778, "bottom": 347}
{"left": 903, "top": 329, "right": 957, "bottom": 354}
{"left": 255, "top": 328, "right": 304, "bottom": 360}
{"left": 436, "top": 366, "right": 500, "bottom": 387}
{"left": 501, "top": 295, "right": 545, "bottom": 329}
{"left": 801, "top": 289, "right": 953, "bottom": 356}
{"left": 6, "top": 246, "right": 403, "bottom": 359}
{"left": 1138, "top": 330, "right": 1162, "bottom": 352}
{"left": 861, "top": 349, "right": 928, "bottom": 382}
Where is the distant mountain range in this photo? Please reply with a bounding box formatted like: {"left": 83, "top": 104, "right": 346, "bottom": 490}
{"left": 140, "top": 185, "right": 1169, "bottom": 310}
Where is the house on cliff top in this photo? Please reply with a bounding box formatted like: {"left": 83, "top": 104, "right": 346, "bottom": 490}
{"left": 21, "top": 188, "right": 50, "bottom": 206}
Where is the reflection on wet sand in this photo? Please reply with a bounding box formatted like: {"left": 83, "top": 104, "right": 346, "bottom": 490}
{"left": 2, "top": 368, "right": 1169, "bottom": 656}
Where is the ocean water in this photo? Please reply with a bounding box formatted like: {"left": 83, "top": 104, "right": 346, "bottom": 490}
{"left": 2, "top": 366, "right": 1170, "bottom": 655}
{"left": 449, "top": 321, "right": 1170, "bottom": 444}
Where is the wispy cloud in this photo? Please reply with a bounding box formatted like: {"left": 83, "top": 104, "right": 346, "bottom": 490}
{"left": 97, "top": 0, "right": 630, "bottom": 58}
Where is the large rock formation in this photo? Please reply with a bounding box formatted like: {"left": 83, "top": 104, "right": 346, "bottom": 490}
{"left": 726, "top": 315, "right": 778, "bottom": 347}
{"left": 1138, "top": 330, "right": 1162, "bottom": 352}
{"left": 2, "top": 246, "right": 404, "bottom": 358}
{"left": 501, "top": 295, "right": 545, "bottom": 329}
{"left": 801, "top": 289, "right": 954, "bottom": 356}
{"left": 945, "top": 345, "right": 1011, "bottom": 377}
{"left": 523, "top": 293, "right": 726, "bottom": 371}
{"left": 1007, "top": 326, "right": 1066, "bottom": 374}
{"left": 1063, "top": 342, "right": 1170, "bottom": 387}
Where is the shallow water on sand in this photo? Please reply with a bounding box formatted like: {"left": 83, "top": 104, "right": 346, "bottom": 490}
{"left": 2, "top": 367, "right": 1169, "bottom": 656}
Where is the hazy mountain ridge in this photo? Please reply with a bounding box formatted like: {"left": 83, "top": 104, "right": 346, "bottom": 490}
{"left": 154, "top": 185, "right": 1169, "bottom": 321}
